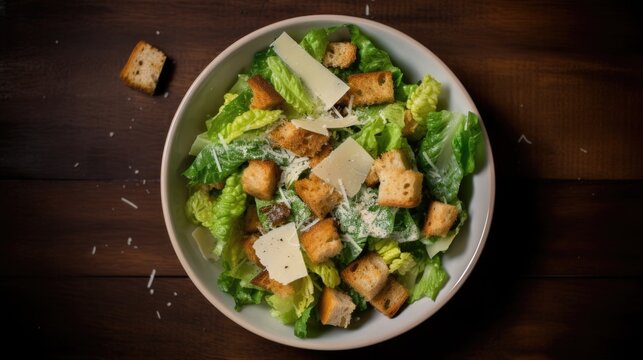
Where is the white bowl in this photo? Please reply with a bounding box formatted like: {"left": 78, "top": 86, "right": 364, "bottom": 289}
{"left": 161, "top": 14, "right": 495, "bottom": 350}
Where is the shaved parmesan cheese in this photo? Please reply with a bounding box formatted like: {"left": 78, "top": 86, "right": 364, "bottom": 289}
{"left": 191, "top": 226, "right": 217, "bottom": 260}
{"left": 291, "top": 114, "right": 360, "bottom": 136}
{"left": 312, "top": 138, "right": 374, "bottom": 197}
{"left": 252, "top": 222, "right": 307, "bottom": 285}
{"left": 272, "top": 33, "right": 349, "bottom": 110}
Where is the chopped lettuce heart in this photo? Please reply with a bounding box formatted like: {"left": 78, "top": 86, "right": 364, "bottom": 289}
{"left": 209, "top": 172, "right": 247, "bottom": 257}
{"left": 266, "top": 276, "right": 315, "bottom": 325}
{"left": 406, "top": 74, "right": 441, "bottom": 127}
{"left": 368, "top": 239, "right": 417, "bottom": 275}
{"left": 185, "top": 188, "right": 217, "bottom": 227}
{"left": 418, "top": 111, "right": 481, "bottom": 204}
{"left": 303, "top": 253, "right": 340, "bottom": 288}
{"left": 219, "top": 109, "right": 282, "bottom": 143}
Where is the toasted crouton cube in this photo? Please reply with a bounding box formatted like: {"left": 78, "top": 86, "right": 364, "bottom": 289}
{"left": 377, "top": 169, "right": 423, "bottom": 208}
{"left": 309, "top": 143, "right": 332, "bottom": 168}
{"left": 268, "top": 122, "right": 329, "bottom": 157}
{"left": 340, "top": 71, "right": 394, "bottom": 107}
{"left": 242, "top": 160, "right": 280, "bottom": 200}
{"left": 322, "top": 42, "right": 357, "bottom": 69}
{"left": 119, "top": 41, "right": 167, "bottom": 95}
{"left": 402, "top": 109, "right": 419, "bottom": 137}
{"left": 341, "top": 252, "right": 389, "bottom": 301}
{"left": 364, "top": 166, "right": 379, "bottom": 187}
{"left": 300, "top": 218, "right": 342, "bottom": 264}
{"left": 365, "top": 149, "right": 411, "bottom": 187}
{"left": 294, "top": 175, "right": 342, "bottom": 218}
{"left": 320, "top": 287, "right": 356, "bottom": 328}
{"left": 248, "top": 75, "right": 284, "bottom": 110}
{"left": 422, "top": 201, "right": 459, "bottom": 237}
{"left": 370, "top": 278, "right": 409, "bottom": 318}
{"left": 242, "top": 234, "right": 261, "bottom": 266}
{"left": 244, "top": 204, "right": 262, "bottom": 233}
{"left": 251, "top": 270, "right": 295, "bottom": 297}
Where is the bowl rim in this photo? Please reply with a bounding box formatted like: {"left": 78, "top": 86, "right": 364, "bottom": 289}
{"left": 161, "top": 14, "right": 496, "bottom": 350}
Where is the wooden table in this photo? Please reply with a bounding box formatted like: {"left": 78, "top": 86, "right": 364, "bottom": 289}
{"left": 2, "top": 1, "right": 641, "bottom": 358}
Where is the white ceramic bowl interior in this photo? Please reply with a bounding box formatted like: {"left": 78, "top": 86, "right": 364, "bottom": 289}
{"left": 161, "top": 14, "right": 495, "bottom": 350}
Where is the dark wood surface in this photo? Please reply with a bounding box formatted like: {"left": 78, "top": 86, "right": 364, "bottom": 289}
{"left": 1, "top": 1, "right": 642, "bottom": 358}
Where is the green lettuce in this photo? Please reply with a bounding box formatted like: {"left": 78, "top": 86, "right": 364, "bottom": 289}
{"left": 352, "top": 102, "right": 406, "bottom": 157}
{"left": 294, "top": 304, "right": 318, "bottom": 338}
{"left": 208, "top": 173, "right": 247, "bottom": 257}
{"left": 219, "top": 109, "right": 282, "bottom": 143}
{"left": 218, "top": 263, "right": 266, "bottom": 311}
{"left": 409, "top": 255, "right": 449, "bottom": 302}
{"left": 265, "top": 276, "right": 315, "bottom": 324}
{"left": 255, "top": 188, "right": 313, "bottom": 232}
{"left": 185, "top": 188, "right": 217, "bottom": 227}
{"left": 183, "top": 138, "right": 291, "bottom": 185}
{"left": 352, "top": 116, "right": 385, "bottom": 158}
{"left": 266, "top": 56, "right": 317, "bottom": 115}
{"left": 346, "top": 287, "right": 368, "bottom": 312}
{"left": 206, "top": 90, "right": 252, "bottom": 136}
{"left": 303, "top": 253, "right": 340, "bottom": 288}
{"left": 406, "top": 74, "right": 441, "bottom": 127}
{"left": 389, "top": 209, "right": 421, "bottom": 243}
{"left": 368, "top": 239, "right": 416, "bottom": 275}
{"left": 418, "top": 111, "right": 481, "bottom": 203}
{"left": 299, "top": 27, "right": 336, "bottom": 62}
{"left": 248, "top": 48, "right": 276, "bottom": 80}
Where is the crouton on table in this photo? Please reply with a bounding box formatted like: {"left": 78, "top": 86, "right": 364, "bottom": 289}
{"left": 341, "top": 252, "right": 389, "bottom": 301}
{"left": 248, "top": 75, "right": 283, "bottom": 110}
{"left": 300, "top": 218, "right": 342, "bottom": 264}
{"left": 422, "top": 201, "right": 459, "bottom": 237}
{"left": 268, "top": 122, "right": 329, "bottom": 157}
{"left": 294, "top": 175, "right": 342, "bottom": 218}
{"left": 120, "top": 40, "right": 167, "bottom": 95}
{"left": 322, "top": 42, "right": 357, "bottom": 69}
{"left": 241, "top": 160, "right": 280, "bottom": 200}
{"left": 370, "top": 278, "right": 409, "bottom": 318}
{"left": 320, "top": 287, "right": 356, "bottom": 328}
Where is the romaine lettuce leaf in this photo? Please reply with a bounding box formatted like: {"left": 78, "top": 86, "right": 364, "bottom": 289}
{"left": 185, "top": 188, "right": 217, "bottom": 227}
{"left": 352, "top": 102, "right": 406, "bottom": 156}
{"left": 406, "top": 74, "right": 441, "bottom": 127}
{"left": 368, "top": 238, "right": 416, "bottom": 275}
{"left": 299, "top": 27, "right": 336, "bottom": 62}
{"left": 266, "top": 56, "right": 317, "bottom": 115}
{"left": 418, "top": 111, "right": 481, "bottom": 203}
{"left": 409, "top": 254, "right": 449, "bottom": 302}
{"left": 352, "top": 116, "right": 385, "bottom": 158}
{"left": 303, "top": 253, "right": 340, "bottom": 288}
{"left": 265, "top": 276, "right": 315, "bottom": 324}
{"left": 294, "top": 304, "right": 317, "bottom": 338}
{"left": 389, "top": 209, "right": 421, "bottom": 243}
{"left": 183, "top": 138, "right": 292, "bottom": 185}
{"left": 218, "top": 263, "right": 266, "bottom": 311}
{"left": 248, "top": 48, "right": 276, "bottom": 80}
{"left": 206, "top": 90, "right": 252, "bottom": 135}
{"left": 219, "top": 109, "right": 282, "bottom": 143}
{"left": 208, "top": 172, "right": 247, "bottom": 257}
{"left": 255, "top": 187, "right": 313, "bottom": 232}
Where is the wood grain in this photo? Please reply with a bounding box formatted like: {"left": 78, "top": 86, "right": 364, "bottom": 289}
{"left": 5, "top": 277, "right": 640, "bottom": 359}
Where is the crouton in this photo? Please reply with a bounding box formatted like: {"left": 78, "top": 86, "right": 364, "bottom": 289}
{"left": 250, "top": 270, "right": 295, "bottom": 297}
{"left": 319, "top": 287, "right": 356, "bottom": 328}
{"left": 294, "top": 175, "right": 342, "bottom": 218}
{"left": 370, "top": 278, "right": 409, "bottom": 318}
{"left": 422, "top": 201, "right": 459, "bottom": 237}
{"left": 322, "top": 42, "right": 357, "bottom": 69}
{"left": 248, "top": 75, "right": 284, "bottom": 110}
{"left": 364, "top": 166, "right": 379, "bottom": 187}
{"left": 244, "top": 204, "right": 262, "bottom": 233}
{"left": 309, "top": 143, "right": 332, "bottom": 168}
{"left": 339, "top": 71, "right": 394, "bottom": 107}
{"left": 242, "top": 234, "right": 262, "bottom": 266}
{"left": 120, "top": 41, "right": 167, "bottom": 95}
{"left": 366, "top": 149, "right": 411, "bottom": 187}
{"left": 377, "top": 169, "right": 423, "bottom": 208}
{"left": 300, "top": 218, "right": 342, "bottom": 264}
{"left": 268, "top": 122, "right": 329, "bottom": 157}
{"left": 402, "top": 109, "right": 419, "bottom": 137}
{"left": 242, "top": 160, "right": 280, "bottom": 200}
{"left": 259, "top": 202, "right": 291, "bottom": 227}
{"left": 341, "top": 252, "right": 389, "bottom": 301}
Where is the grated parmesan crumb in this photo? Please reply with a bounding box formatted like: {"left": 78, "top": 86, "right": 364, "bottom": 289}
{"left": 149, "top": 288, "right": 154, "bottom": 295}
{"left": 156, "top": 30, "right": 160, "bottom": 35}
{"left": 147, "top": 269, "right": 156, "bottom": 288}
{"left": 163, "top": 91, "right": 169, "bottom": 98}
{"left": 365, "top": 4, "right": 370, "bottom": 16}
{"left": 173, "top": 292, "right": 178, "bottom": 296}
{"left": 145, "top": 189, "right": 151, "bottom": 194}
{"left": 127, "top": 237, "right": 132, "bottom": 246}
{"left": 142, "top": 179, "right": 146, "bottom": 185}
{"left": 54, "top": 40, "right": 59, "bottom": 44}
{"left": 156, "top": 310, "right": 161, "bottom": 319}
{"left": 91, "top": 245, "right": 96, "bottom": 255}
{"left": 121, "top": 197, "right": 138, "bottom": 209}
{"left": 517, "top": 134, "right": 532, "bottom": 144}
{"left": 134, "top": 169, "right": 139, "bottom": 174}
{"left": 74, "top": 162, "right": 79, "bottom": 168}
{"left": 580, "top": 147, "right": 588, "bottom": 153}
{"left": 109, "top": 131, "right": 114, "bottom": 137}
{"left": 166, "top": 302, "right": 172, "bottom": 307}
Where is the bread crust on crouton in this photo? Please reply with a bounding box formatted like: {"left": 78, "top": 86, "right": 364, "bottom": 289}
{"left": 244, "top": 204, "right": 262, "bottom": 233}
{"left": 251, "top": 270, "right": 295, "bottom": 297}
{"left": 294, "top": 176, "right": 342, "bottom": 219}
{"left": 248, "top": 75, "right": 284, "bottom": 110}
{"left": 242, "top": 160, "right": 280, "bottom": 200}
{"left": 422, "top": 201, "right": 459, "bottom": 237}
{"left": 120, "top": 41, "right": 167, "bottom": 95}
{"left": 341, "top": 252, "right": 389, "bottom": 301}
{"left": 322, "top": 42, "right": 357, "bottom": 69}
{"left": 242, "top": 234, "right": 262, "bottom": 266}
{"left": 309, "top": 143, "right": 332, "bottom": 168}
{"left": 339, "top": 71, "right": 394, "bottom": 107}
{"left": 268, "top": 122, "right": 329, "bottom": 157}
{"left": 370, "top": 278, "right": 409, "bottom": 318}
{"left": 300, "top": 218, "right": 342, "bottom": 264}
{"left": 320, "top": 287, "right": 356, "bottom": 328}
{"left": 377, "top": 169, "right": 423, "bottom": 208}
